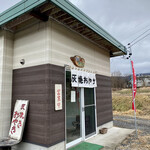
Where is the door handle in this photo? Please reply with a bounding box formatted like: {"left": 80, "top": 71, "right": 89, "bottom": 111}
{"left": 82, "top": 107, "right": 85, "bottom": 112}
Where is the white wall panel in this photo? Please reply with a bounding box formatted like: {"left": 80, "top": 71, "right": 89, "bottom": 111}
{"left": 13, "top": 20, "right": 110, "bottom": 76}
{"left": 0, "top": 30, "right": 13, "bottom": 138}
{"left": 50, "top": 20, "right": 110, "bottom": 76}
{"left": 13, "top": 22, "right": 49, "bottom": 69}
{"left": 0, "top": 31, "right": 5, "bottom": 138}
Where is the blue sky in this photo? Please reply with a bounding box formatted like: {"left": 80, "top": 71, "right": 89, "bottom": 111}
{"left": 1, "top": 0, "right": 150, "bottom": 75}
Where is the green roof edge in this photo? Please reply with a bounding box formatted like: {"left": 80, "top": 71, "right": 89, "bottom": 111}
{"left": 0, "top": 0, "right": 127, "bottom": 54}
{"left": 0, "top": 0, "right": 47, "bottom": 25}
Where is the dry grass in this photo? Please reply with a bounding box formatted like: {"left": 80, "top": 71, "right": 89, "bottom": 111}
{"left": 112, "top": 87, "right": 150, "bottom": 119}
{"left": 116, "top": 130, "right": 150, "bottom": 150}
{"left": 113, "top": 87, "right": 150, "bottom": 149}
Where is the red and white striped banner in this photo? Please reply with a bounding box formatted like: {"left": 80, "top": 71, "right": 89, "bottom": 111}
{"left": 131, "top": 60, "right": 137, "bottom": 111}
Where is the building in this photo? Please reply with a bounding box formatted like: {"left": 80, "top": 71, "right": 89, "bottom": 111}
{"left": 0, "top": 0, "right": 127, "bottom": 150}
{"left": 136, "top": 74, "right": 150, "bottom": 87}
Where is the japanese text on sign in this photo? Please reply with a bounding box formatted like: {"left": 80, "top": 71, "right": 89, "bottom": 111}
{"left": 55, "top": 84, "right": 62, "bottom": 111}
{"left": 71, "top": 69, "right": 97, "bottom": 88}
{"left": 9, "top": 100, "right": 29, "bottom": 140}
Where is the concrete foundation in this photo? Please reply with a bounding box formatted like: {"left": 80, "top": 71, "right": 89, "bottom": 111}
{"left": 87, "top": 127, "right": 134, "bottom": 149}
{"left": 12, "top": 141, "right": 65, "bottom": 150}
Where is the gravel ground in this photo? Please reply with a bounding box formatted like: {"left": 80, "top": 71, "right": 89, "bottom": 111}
{"left": 116, "top": 130, "right": 150, "bottom": 150}
{"left": 113, "top": 115, "right": 150, "bottom": 150}
{"left": 114, "top": 115, "right": 150, "bottom": 133}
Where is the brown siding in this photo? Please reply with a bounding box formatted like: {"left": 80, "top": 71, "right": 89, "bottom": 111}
{"left": 47, "top": 64, "right": 65, "bottom": 146}
{"left": 96, "top": 74, "right": 113, "bottom": 126}
{"left": 12, "top": 64, "right": 65, "bottom": 147}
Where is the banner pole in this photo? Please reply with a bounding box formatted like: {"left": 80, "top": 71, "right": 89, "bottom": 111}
{"left": 133, "top": 98, "right": 138, "bottom": 137}
{"left": 130, "top": 59, "right": 138, "bottom": 138}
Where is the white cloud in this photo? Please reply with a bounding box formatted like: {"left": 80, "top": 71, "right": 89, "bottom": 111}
{"left": 69, "top": 0, "right": 150, "bottom": 75}
{"left": 1, "top": 0, "right": 150, "bottom": 75}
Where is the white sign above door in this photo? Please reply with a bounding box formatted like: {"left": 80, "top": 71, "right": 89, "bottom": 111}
{"left": 71, "top": 69, "right": 97, "bottom": 88}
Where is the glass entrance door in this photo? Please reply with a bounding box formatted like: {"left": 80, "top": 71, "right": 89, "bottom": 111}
{"left": 84, "top": 88, "right": 96, "bottom": 137}
{"left": 66, "top": 72, "right": 82, "bottom": 147}
{"left": 66, "top": 71, "right": 96, "bottom": 148}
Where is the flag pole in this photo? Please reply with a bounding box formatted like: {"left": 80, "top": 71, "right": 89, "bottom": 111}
{"left": 133, "top": 98, "right": 138, "bottom": 137}
{"left": 130, "top": 59, "right": 138, "bottom": 137}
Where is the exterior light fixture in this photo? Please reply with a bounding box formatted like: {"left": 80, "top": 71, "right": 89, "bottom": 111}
{"left": 20, "top": 59, "right": 25, "bottom": 65}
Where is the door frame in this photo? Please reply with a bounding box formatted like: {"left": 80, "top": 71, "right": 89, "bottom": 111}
{"left": 81, "top": 88, "right": 85, "bottom": 141}
{"left": 82, "top": 88, "right": 97, "bottom": 139}
{"left": 66, "top": 88, "right": 83, "bottom": 149}
{"left": 65, "top": 70, "right": 97, "bottom": 149}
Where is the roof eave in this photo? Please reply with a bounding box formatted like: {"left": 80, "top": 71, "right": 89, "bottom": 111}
{"left": 0, "top": 0, "right": 127, "bottom": 55}
{"left": 0, "top": 0, "right": 47, "bottom": 26}
{"left": 50, "top": 0, "right": 127, "bottom": 54}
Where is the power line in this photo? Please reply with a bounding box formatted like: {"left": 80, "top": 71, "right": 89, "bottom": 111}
{"left": 124, "top": 32, "right": 150, "bottom": 59}
{"left": 124, "top": 28, "right": 150, "bottom": 59}
{"left": 129, "top": 28, "right": 150, "bottom": 44}
{"left": 126, "top": 23, "right": 150, "bottom": 41}
{"left": 130, "top": 32, "right": 150, "bottom": 47}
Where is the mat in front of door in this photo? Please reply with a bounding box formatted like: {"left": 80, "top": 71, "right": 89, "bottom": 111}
{"left": 68, "top": 142, "right": 104, "bottom": 150}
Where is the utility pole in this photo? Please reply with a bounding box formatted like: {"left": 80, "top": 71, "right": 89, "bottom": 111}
{"left": 128, "top": 44, "right": 138, "bottom": 137}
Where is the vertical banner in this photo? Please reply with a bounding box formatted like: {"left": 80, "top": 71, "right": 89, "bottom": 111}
{"left": 131, "top": 59, "right": 138, "bottom": 138}
{"left": 55, "top": 84, "right": 62, "bottom": 111}
{"left": 71, "top": 69, "right": 78, "bottom": 87}
{"left": 131, "top": 60, "right": 137, "bottom": 111}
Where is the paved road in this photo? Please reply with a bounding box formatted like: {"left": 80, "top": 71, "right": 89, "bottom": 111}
{"left": 113, "top": 115, "right": 150, "bottom": 133}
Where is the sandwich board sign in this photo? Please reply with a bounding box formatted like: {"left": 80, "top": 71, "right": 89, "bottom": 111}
{"left": 9, "top": 100, "right": 29, "bottom": 141}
